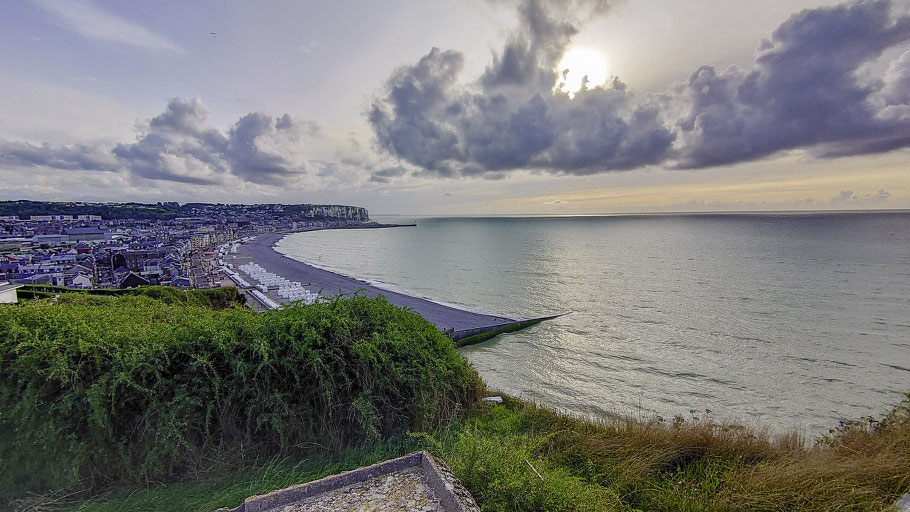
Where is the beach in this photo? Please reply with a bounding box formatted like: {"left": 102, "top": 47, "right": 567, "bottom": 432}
{"left": 227, "top": 231, "right": 518, "bottom": 334}
{"left": 268, "top": 214, "right": 910, "bottom": 435}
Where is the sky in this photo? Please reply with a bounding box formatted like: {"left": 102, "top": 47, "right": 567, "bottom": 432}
{"left": 0, "top": 0, "right": 908, "bottom": 214}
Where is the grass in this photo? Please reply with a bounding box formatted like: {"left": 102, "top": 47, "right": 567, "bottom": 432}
{"left": 426, "top": 396, "right": 910, "bottom": 511}
{"left": 2, "top": 293, "right": 908, "bottom": 511}
{"left": 43, "top": 393, "right": 910, "bottom": 512}
{"left": 32, "top": 443, "right": 413, "bottom": 512}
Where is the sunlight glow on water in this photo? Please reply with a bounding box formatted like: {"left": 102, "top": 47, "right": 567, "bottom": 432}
{"left": 276, "top": 213, "right": 910, "bottom": 435}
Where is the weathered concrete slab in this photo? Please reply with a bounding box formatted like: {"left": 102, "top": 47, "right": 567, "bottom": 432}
{"left": 897, "top": 493, "right": 910, "bottom": 512}
{"left": 219, "top": 451, "right": 478, "bottom": 512}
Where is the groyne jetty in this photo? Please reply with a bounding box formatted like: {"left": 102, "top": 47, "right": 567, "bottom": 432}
{"left": 226, "top": 231, "right": 554, "bottom": 344}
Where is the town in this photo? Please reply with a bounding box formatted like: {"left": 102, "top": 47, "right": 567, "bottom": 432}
{"left": 0, "top": 201, "right": 370, "bottom": 291}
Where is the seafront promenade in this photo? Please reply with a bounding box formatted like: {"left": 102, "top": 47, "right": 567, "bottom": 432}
{"left": 226, "top": 231, "right": 520, "bottom": 334}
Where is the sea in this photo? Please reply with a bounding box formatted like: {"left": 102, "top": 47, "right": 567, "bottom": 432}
{"left": 275, "top": 212, "right": 910, "bottom": 436}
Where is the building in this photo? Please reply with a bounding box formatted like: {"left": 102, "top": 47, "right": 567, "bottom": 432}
{"left": 71, "top": 274, "right": 92, "bottom": 288}
{"left": 0, "top": 281, "right": 22, "bottom": 303}
{"left": 63, "top": 227, "right": 110, "bottom": 242}
{"left": 118, "top": 272, "right": 150, "bottom": 289}
{"left": 29, "top": 215, "right": 73, "bottom": 222}
{"left": 123, "top": 248, "right": 169, "bottom": 271}
{"left": 32, "top": 234, "right": 68, "bottom": 245}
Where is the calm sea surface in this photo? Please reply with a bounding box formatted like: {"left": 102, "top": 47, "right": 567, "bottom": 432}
{"left": 276, "top": 213, "right": 910, "bottom": 435}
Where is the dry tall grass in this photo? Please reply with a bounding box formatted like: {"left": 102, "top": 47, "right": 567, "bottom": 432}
{"left": 437, "top": 394, "right": 910, "bottom": 511}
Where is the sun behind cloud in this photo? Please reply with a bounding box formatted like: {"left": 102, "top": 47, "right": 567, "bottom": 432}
{"left": 557, "top": 47, "right": 609, "bottom": 97}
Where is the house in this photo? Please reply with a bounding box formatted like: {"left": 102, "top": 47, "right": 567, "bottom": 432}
{"left": 169, "top": 276, "right": 192, "bottom": 288}
{"left": 50, "top": 253, "right": 77, "bottom": 264}
{"left": 0, "top": 281, "right": 22, "bottom": 304}
{"left": 17, "top": 273, "right": 61, "bottom": 286}
{"left": 118, "top": 272, "right": 150, "bottom": 289}
{"left": 124, "top": 249, "right": 169, "bottom": 271}
{"left": 65, "top": 264, "right": 94, "bottom": 289}
{"left": 72, "top": 242, "right": 92, "bottom": 254}
{"left": 0, "top": 260, "right": 20, "bottom": 276}
{"left": 71, "top": 274, "right": 92, "bottom": 289}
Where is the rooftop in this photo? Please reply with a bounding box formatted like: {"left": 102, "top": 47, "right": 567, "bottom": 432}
{"left": 63, "top": 227, "right": 108, "bottom": 234}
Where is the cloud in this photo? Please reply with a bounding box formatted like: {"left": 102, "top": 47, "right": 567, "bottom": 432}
{"left": 0, "top": 140, "right": 117, "bottom": 171}
{"left": 112, "top": 98, "right": 229, "bottom": 184}
{"left": 35, "top": 0, "right": 182, "bottom": 52}
{"left": 369, "top": 0, "right": 672, "bottom": 178}
{"left": 1, "top": 97, "right": 319, "bottom": 186}
{"left": 369, "top": 0, "right": 910, "bottom": 178}
{"left": 368, "top": 166, "right": 409, "bottom": 183}
{"left": 116, "top": 98, "right": 318, "bottom": 185}
{"left": 667, "top": 0, "right": 910, "bottom": 168}
{"left": 225, "top": 112, "right": 312, "bottom": 185}
{"left": 298, "top": 41, "right": 318, "bottom": 54}
{"left": 830, "top": 189, "right": 891, "bottom": 203}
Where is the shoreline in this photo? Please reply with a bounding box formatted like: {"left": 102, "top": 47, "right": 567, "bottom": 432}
{"left": 227, "top": 228, "right": 543, "bottom": 338}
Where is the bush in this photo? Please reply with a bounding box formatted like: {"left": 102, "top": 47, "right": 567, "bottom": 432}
{"left": 16, "top": 285, "right": 247, "bottom": 309}
{"left": 0, "top": 293, "right": 481, "bottom": 498}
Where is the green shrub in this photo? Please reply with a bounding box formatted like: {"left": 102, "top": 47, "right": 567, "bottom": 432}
{"left": 16, "top": 285, "right": 247, "bottom": 309}
{"left": 0, "top": 293, "right": 481, "bottom": 499}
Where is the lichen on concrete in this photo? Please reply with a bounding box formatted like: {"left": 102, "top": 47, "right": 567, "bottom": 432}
{"left": 278, "top": 466, "right": 441, "bottom": 512}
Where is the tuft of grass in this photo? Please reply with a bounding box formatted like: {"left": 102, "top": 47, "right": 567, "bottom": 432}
{"left": 54, "top": 442, "right": 414, "bottom": 512}
{"left": 424, "top": 395, "right": 910, "bottom": 511}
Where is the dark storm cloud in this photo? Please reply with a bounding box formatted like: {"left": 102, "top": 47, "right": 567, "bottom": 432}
{"left": 369, "top": 0, "right": 910, "bottom": 179}
{"left": 0, "top": 97, "right": 315, "bottom": 186}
